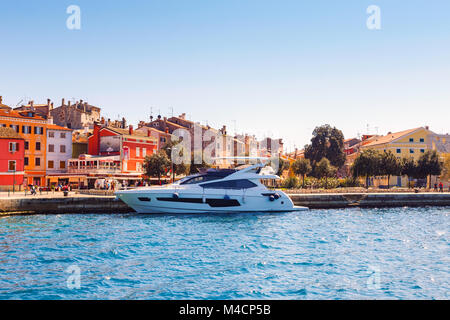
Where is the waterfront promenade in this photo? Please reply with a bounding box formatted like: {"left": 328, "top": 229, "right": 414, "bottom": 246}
{"left": 0, "top": 190, "right": 449, "bottom": 215}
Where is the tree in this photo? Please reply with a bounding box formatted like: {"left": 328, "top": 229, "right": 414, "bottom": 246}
{"left": 380, "top": 151, "right": 402, "bottom": 188}
{"left": 314, "top": 158, "right": 337, "bottom": 189}
{"left": 441, "top": 154, "right": 450, "bottom": 181}
{"left": 143, "top": 150, "right": 171, "bottom": 183}
{"left": 304, "top": 124, "right": 346, "bottom": 169}
{"left": 161, "top": 139, "right": 189, "bottom": 179}
{"left": 351, "top": 149, "right": 382, "bottom": 188}
{"left": 417, "top": 150, "right": 443, "bottom": 188}
{"left": 276, "top": 156, "right": 290, "bottom": 177}
{"left": 291, "top": 158, "right": 312, "bottom": 188}
{"left": 401, "top": 157, "right": 419, "bottom": 188}
{"left": 189, "top": 150, "right": 211, "bottom": 174}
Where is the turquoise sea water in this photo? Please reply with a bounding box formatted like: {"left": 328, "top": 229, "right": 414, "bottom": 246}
{"left": 0, "top": 207, "right": 448, "bottom": 300}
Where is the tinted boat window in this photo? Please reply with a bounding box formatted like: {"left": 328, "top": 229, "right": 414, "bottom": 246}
{"left": 201, "top": 179, "right": 257, "bottom": 189}
{"left": 180, "top": 175, "right": 222, "bottom": 185}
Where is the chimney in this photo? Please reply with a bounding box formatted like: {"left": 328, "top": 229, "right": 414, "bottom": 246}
{"left": 62, "top": 98, "right": 65, "bottom": 106}
{"left": 68, "top": 101, "right": 71, "bottom": 107}
{"left": 101, "top": 117, "right": 105, "bottom": 125}
{"left": 180, "top": 113, "right": 186, "bottom": 120}
{"left": 30, "top": 100, "right": 34, "bottom": 110}
{"left": 129, "top": 125, "right": 133, "bottom": 135}
{"left": 80, "top": 99, "right": 83, "bottom": 104}
{"left": 147, "top": 129, "right": 151, "bottom": 137}
{"left": 425, "top": 126, "right": 429, "bottom": 130}
{"left": 47, "top": 98, "right": 51, "bottom": 107}
{"left": 222, "top": 125, "right": 227, "bottom": 135}
{"left": 50, "top": 102, "right": 54, "bottom": 110}
{"left": 0, "top": 96, "right": 2, "bottom": 104}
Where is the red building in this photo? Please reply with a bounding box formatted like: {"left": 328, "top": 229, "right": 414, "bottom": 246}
{"left": 0, "top": 127, "right": 25, "bottom": 191}
{"left": 74, "top": 122, "right": 158, "bottom": 186}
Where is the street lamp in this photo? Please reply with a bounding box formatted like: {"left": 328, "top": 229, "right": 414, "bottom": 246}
{"left": 166, "top": 146, "right": 178, "bottom": 183}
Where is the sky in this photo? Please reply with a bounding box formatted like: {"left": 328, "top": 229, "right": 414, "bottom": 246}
{"left": 1, "top": 0, "right": 449, "bottom": 152}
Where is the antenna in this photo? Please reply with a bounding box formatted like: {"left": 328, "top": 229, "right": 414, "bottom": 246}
{"left": 169, "top": 106, "right": 174, "bottom": 118}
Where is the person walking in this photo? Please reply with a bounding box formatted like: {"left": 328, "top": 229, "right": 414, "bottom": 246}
{"left": 439, "top": 182, "right": 443, "bottom": 192}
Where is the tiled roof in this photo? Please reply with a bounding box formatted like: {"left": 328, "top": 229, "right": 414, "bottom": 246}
{"left": 47, "top": 124, "right": 73, "bottom": 131}
{"left": 103, "top": 127, "right": 158, "bottom": 141}
{"left": 0, "top": 109, "right": 46, "bottom": 121}
{"left": 362, "top": 127, "right": 421, "bottom": 147}
{"left": 0, "top": 127, "right": 23, "bottom": 139}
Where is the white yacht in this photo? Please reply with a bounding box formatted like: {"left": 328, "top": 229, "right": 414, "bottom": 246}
{"left": 115, "top": 160, "right": 308, "bottom": 214}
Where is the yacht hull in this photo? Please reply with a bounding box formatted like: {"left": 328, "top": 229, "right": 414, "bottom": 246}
{"left": 115, "top": 189, "right": 307, "bottom": 214}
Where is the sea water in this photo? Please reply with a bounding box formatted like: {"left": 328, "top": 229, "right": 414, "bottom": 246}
{"left": 0, "top": 207, "right": 448, "bottom": 299}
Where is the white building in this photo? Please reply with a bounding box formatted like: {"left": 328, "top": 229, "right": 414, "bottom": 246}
{"left": 46, "top": 124, "right": 73, "bottom": 174}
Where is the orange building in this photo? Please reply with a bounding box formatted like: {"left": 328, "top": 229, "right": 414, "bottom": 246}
{"left": 0, "top": 104, "right": 47, "bottom": 186}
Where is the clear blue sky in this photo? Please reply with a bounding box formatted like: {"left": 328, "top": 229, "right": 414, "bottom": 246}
{"left": 1, "top": 0, "right": 449, "bottom": 151}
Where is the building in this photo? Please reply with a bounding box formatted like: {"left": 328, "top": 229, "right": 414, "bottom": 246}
{"left": 135, "top": 123, "right": 172, "bottom": 150}
{"left": 45, "top": 124, "right": 73, "bottom": 187}
{"left": 72, "top": 130, "right": 89, "bottom": 158}
{"left": 0, "top": 106, "right": 47, "bottom": 186}
{"left": 0, "top": 127, "right": 24, "bottom": 191}
{"left": 14, "top": 99, "right": 54, "bottom": 120}
{"left": 78, "top": 122, "right": 158, "bottom": 187}
{"left": 50, "top": 98, "right": 101, "bottom": 129}
{"left": 360, "top": 127, "right": 433, "bottom": 187}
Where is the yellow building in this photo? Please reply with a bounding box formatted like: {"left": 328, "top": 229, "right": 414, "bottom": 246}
{"left": 360, "top": 127, "right": 432, "bottom": 187}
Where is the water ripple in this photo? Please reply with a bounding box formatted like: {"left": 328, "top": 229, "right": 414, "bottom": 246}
{"left": 0, "top": 206, "right": 448, "bottom": 299}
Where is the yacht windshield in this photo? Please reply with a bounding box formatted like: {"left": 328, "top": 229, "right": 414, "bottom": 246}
{"left": 176, "top": 168, "right": 237, "bottom": 185}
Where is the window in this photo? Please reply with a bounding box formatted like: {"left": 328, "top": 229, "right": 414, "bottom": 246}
{"left": 22, "top": 126, "right": 32, "bottom": 134}
{"left": 420, "top": 149, "right": 425, "bottom": 153}
{"left": 10, "top": 125, "right": 19, "bottom": 133}
{"left": 25, "top": 141, "right": 29, "bottom": 150}
{"left": 48, "top": 144, "right": 54, "bottom": 152}
{"left": 9, "top": 142, "right": 19, "bottom": 152}
{"left": 136, "top": 147, "right": 140, "bottom": 157}
{"left": 396, "top": 149, "right": 401, "bottom": 154}
{"left": 410, "top": 149, "right": 414, "bottom": 154}
{"left": 161, "top": 137, "right": 166, "bottom": 143}
{"left": 36, "top": 142, "right": 41, "bottom": 151}
{"left": 143, "top": 148, "right": 147, "bottom": 157}
{"left": 48, "top": 160, "right": 54, "bottom": 169}
{"left": 34, "top": 127, "right": 43, "bottom": 135}
{"left": 48, "top": 131, "right": 54, "bottom": 138}
{"left": 60, "top": 161, "right": 66, "bottom": 169}
{"left": 60, "top": 145, "right": 66, "bottom": 153}
{"left": 420, "top": 138, "right": 425, "bottom": 143}
{"left": 409, "top": 138, "right": 414, "bottom": 142}
{"left": 24, "top": 157, "right": 29, "bottom": 166}
{"left": 60, "top": 132, "right": 66, "bottom": 138}
{"left": 35, "top": 157, "right": 41, "bottom": 166}
{"left": 180, "top": 175, "right": 222, "bottom": 185}
{"left": 201, "top": 179, "right": 258, "bottom": 190}
{"left": 8, "top": 161, "right": 16, "bottom": 171}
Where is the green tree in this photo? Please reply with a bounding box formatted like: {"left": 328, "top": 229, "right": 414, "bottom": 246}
{"left": 315, "top": 158, "right": 337, "bottom": 189}
{"left": 380, "top": 151, "right": 402, "bottom": 188}
{"left": 351, "top": 149, "right": 382, "bottom": 188}
{"left": 143, "top": 150, "right": 171, "bottom": 183}
{"left": 161, "top": 139, "right": 191, "bottom": 179}
{"left": 441, "top": 154, "right": 450, "bottom": 181}
{"left": 401, "top": 157, "right": 419, "bottom": 188}
{"left": 304, "top": 124, "right": 346, "bottom": 169}
{"left": 276, "top": 156, "right": 290, "bottom": 177}
{"left": 189, "top": 150, "right": 211, "bottom": 174}
{"left": 417, "top": 150, "right": 443, "bottom": 188}
{"left": 291, "top": 158, "right": 312, "bottom": 188}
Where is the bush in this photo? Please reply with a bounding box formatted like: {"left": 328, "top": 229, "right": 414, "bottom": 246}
{"left": 338, "top": 177, "right": 361, "bottom": 188}
{"left": 281, "top": 176, "right": 299, "bottom": 189}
